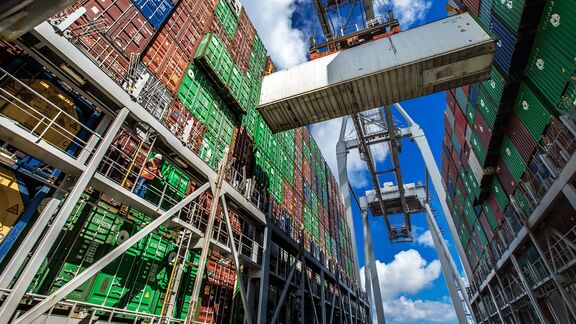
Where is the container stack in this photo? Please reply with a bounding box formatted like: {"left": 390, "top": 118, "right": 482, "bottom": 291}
{"left": 0, "top": 0, "right": 361, "bottom": 320}
{"left": 443, "top": 0, "right": 576, "bottom": 305}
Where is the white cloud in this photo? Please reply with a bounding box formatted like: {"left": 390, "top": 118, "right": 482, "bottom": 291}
{"left": 361, "top": 249, "right": 441, "bottom": 298}
{"left": 416, "top": 230, "right": 435, "bottom": 248}
{"left": 385, "top": 296, "right": 458, "bottom": 323}
{"left": 241, "top": 0, "right": 309, "bottom": 69}
{"left": 374, "top": 0, "right": 433, "bottom": 27}
{"left": 360, "top": 249, "right": 456, "bottom": 324}
{"left": 309, "top": 115, "right": 389, "bottom": 188}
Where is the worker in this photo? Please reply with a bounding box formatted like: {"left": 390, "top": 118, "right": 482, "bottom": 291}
{"left": 134, "top": 154, "right": 164, "bottom": 198}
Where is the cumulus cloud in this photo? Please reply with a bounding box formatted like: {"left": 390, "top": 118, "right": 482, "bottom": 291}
{"left": 374, "top": 0, "right": 433, "bottom": 27}
{"left": 241, "top": 0, "right": 309, "bottom": 69}
{"left": 385, "top": 296, "right": 458, "bottom": 323}
{"left": 416, "top": 230, "right": 435, "bottom": 248}
{"left": 360, "top": 250, "right": 456, "bottom": 324}
{"left": 361, "top": 249, "right": 441, "bottom": 298}
{"left": 309, "top": 115, "right": 389, "bottom": 188}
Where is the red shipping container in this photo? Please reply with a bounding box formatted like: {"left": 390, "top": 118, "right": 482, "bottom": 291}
{"left": 142, "top": 29, "right": 189, "bottom": 93}
{"left": 164, "top": 0, "right": 217, "bottom": 60}
{"left": 75, "top": 0, "right": 154, "bottom": 58}
{"left": 462, "top": 84, "right": 470, "bottom": 96}
{"left": 232, "top": 9, "right": 256, "bottom": 72}
{"left": 74, "top": 30, "right": 130, "bottom": 82}
{"left": 473, "top": 109, "right": 493, "bottom": 148}
{"left": 487, "top": 194, "right": 505, "bottom": 223}
{"left": 461, "top": 143, "right": 471, "bottom": 171}
{"left": 454, "top": 104, "right": 467, "bottom": 139}
{"left": 162, "top": 1, "right": 203, "bottom": 59}
{"left": 446, "top": 91, "right": 458, "bottom": 113}
{"left": 497, "top": 159, "right": 516, "bottom": 195}
{"left": 302, "top": 158, "right": 312, "bottom": 183}
{"left": 457, "top": 176, "right": 466, "bottom": 200}
{"left": 479, "top": 211, "right": 494, "bottom": 242}
{"left": 462, "top": 0, "right": 480, "bottom": 14}
{"left": 210, "top": 18, "right": 233, "bottom": 51}
{"left": 508, "top": 114, "right": 537, "bottom": 163}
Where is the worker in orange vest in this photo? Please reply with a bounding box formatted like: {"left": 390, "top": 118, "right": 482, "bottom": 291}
{"left": 134, "top": 154, "right": 164, "bottom": 198}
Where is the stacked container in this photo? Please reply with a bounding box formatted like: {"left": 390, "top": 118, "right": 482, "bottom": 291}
{"left": 0, "top": 0, "right": 361, "bottom": 318}
{"left": 442, "top": 0, "right": 575, "bottom": 279}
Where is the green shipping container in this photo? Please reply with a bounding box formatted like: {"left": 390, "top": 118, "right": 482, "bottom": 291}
{"left": 476, "top": 87, "right": 499, "bottom": 127}
{"left": 195, "top": 33, "right": 234, "bottom": 87}
{"left": 492, "top": 177, "right": 509, "bottom": 211}
{"left": 215, "top": 0, "right": 239, "bottom": 38}
{"left": 481, "top": 201, "right": 499, "bottom": 230}
{"left": 500, "top": 135, "right": 526, "bottom": 182}
{"left": 492, "top": 0, "right": 526, "bottom": 32}
{"left": 513, "top": 188, "right": 534, "bottom": 218}
{"left": 513, "top": 83, "right": 554, "bottom": 141}
{"left": 466, "top": 101, "right": 476, "bottom": 125}
{"left": 526, "top": 42, "right": 575, "bottom": 107}
{"left": 463, "top": 198, "right": 476, "bottom": 229}
{"left": 480, "top": 67, "right": 506, "bottom": 106}
{"left": 535, "top": 0, "right": 576, "bottom": 60}
{"left": 470, "top": 130, "right": 487, "bottom": 164}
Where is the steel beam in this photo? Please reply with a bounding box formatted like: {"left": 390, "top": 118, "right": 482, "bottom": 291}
{"left": 351, "top": 113, "right": 395, "bottom": 239}
{"left": 10, "top": 182, "right": 210, "bottom": 324}
{"left": 336, "top": 116, "right": 361, "bottom": 283}
{"left": 257, "top": 226, "right": 271, "bottom": 324}
{"left": 0, "top": 108, "right": 129, "bottom": 324}
{"left": 29, "top": 22, "right": 267, "bottom": 226}
{"left": 395, "top": 103, "right": 473, "bottom": 280}
{"left": 423, "top": 202, "right": 469, "bottom": 323}
{"left": 221, "top": 195, "right": 253, "bottom": 324}
{"left": 321, "top": 270, "right": 327, "bottom": 324}
{"left": 304, "top": 262, "right": 320, "bottom": 324}
{"left": 0, "top": 198, "right": 60, "bottom": 290}
{"left": 510, "top": 196, "right": 576, "bottom": 320}
{"left": 188, "top": 151, "right": 228, "bottom": 322}
{"left": 486, "top": 284, "right": 505, "bottom": 323}
{"left": 383, "top": 106, "right": 412, "bottom": 236}
{"left": 270, "top": 259, "right": 298, "bottom": 324}
{"left": 360, "top": 208, "right": 386, "bottom": 323}
{"left": 510, "top": 254, "right": 546, "bottom": 324}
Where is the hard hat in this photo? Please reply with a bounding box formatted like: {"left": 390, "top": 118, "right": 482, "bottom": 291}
{"left": 154, "top": 154, "right": 163, "bottom": 160}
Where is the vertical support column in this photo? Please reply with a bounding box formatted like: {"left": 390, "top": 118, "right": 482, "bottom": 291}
{"left": 486, "top": 283, "right": 505, "bottom": 323}
{"left": 321, "top": 270, "right": 327, "bottom": 324}
{"left": 187, "top": 148, "right": 229, "bottom": 323}
{"left": 0, "top": 198, "right": 60, "bottom": 290}
{"left": 11, "top": 183, "right": 210, "bottom": 324}
{"left": 221, "top": 195, "right": 253, "bottom": 324}
{"left": 361, "top": 208, "right": 386, "bottom": 324}
{"left": 423, "top": 202, "right": 470, "bottom": 323}
{"left": 0, "top": 108, "right": 129, "bottom": 324}
{"left": 300, "top": 249, "right": 306, "bottom": 323}
{"left": 510, "top": 196, "right": 576, "bottom": 320}
{"left": 337, "top": 116, "right": 362, "bottom": 283}
{"left": 396, "top": 103, "right": 473, "bottom": 280}
{"left": 510, "top": 254, "right": 546, "bottom": 324}
{"left": 257, "top": 226, "right": 271, "bottom": 324}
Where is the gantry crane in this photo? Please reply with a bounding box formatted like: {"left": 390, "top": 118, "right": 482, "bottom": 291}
{"left": 310, "top": 0, "right": 399, "bottom": 59}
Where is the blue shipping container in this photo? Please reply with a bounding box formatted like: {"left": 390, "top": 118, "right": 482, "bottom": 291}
{"left": 455, "top": 87, "right": 468, "bottom": 116}
{"left": 131, "top": 0, "right": 174, "bottom": 29}
{"left": 479, "top": 0, "right": 493, "bottom": 27}
{"left": 468, "top": 84, "right": 479, "bottom": 107}
{"left": 491, "top": 15, "right": 517, "bottom": 75}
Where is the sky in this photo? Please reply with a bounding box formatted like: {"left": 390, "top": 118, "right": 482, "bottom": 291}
{"left": 241, "top": 1, "right": 460, "bottom": 323}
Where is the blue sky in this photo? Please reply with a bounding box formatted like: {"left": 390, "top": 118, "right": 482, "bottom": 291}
{"left": 242, "top": 1, "right": 460, "bottom": 323}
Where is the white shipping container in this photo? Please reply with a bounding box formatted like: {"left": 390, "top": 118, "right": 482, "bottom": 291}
{"left": 259, "top": 13, "right": 496, "bottom": 132}
{"left": 468, "top": 149, "right": 484, "bottom": 184}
